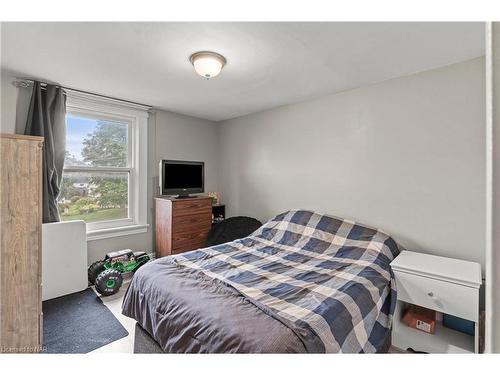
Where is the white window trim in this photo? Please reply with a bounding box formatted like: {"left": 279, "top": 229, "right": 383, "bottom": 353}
{"left": 65, "top": 90, "right": 150, "bottom": 240}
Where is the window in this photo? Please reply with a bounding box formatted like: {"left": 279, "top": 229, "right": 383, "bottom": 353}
{"left": 59, "top": 91, "right": 149, "bottom": 240}
{"left": 60, "top": 116, "right": 130, "bottom": 224}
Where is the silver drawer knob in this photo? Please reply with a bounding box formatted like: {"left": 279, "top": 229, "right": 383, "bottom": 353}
{"left": 427, "top": 292, "right": 434, "bottom": 297}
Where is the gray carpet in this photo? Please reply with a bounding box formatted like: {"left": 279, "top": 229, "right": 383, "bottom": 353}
{"left": 43, "top": 288, "right": 128, "bottom": 353}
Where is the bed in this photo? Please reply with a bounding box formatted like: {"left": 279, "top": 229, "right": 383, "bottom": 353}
{"left": 122, "top": 209, "right": 400, "bottom": 353}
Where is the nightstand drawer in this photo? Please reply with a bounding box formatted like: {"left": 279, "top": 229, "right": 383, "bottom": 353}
{"left": 394, "top": 270, "right": 478, "bottom": 322}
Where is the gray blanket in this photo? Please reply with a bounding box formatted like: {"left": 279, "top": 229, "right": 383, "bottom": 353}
{"left": 122, "top": 258, "right": 306, "bottom": 353}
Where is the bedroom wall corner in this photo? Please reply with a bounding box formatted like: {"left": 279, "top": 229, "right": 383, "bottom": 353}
{"left": 0, "top": 71, "right": 16, "bottom": 132}
{"left": 0, "top": 70, "right": 32, "bottom": 134}
{"left": 218, "top": 57, "right": 486, "bottom": 270}
{"left": 87, "top": 109, "right": 221, "bottom": 263}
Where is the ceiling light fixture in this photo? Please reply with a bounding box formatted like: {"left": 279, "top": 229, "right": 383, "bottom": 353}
{"left": 189, "top": 51, "right": 226, "bottom": 79}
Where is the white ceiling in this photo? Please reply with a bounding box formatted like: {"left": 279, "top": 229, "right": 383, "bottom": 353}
{"left": 1, "top": 22, "right": 484, "bottom": 121}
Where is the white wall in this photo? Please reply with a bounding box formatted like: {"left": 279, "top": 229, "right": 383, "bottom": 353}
{"left": 485, "top": 22, "right": 500, "bottom": 353}
{"left": 153, "top": 110, "right": 220, "bottom": 194}
{"left": 0, "top": 71, "right": 220, "bottom": 263}
{"left": 219, "top": 58, "right": 486, "bottom": 268}
{"left": 1, "top": 71, "right": 31, "bottom": 133}
{"left": 493, "top": 21, "right": 500, "bottom": 354}
{"left": 0, "top": 71, "right": 16, "bottom": 132}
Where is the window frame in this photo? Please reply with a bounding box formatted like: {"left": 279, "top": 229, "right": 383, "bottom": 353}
{"left": 64, "top": 91, "right": 149, "bottom": 240}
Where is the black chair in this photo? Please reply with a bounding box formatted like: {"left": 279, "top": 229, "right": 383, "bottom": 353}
{"left": 206, "top": 216, "right": 262, "bottom": 247}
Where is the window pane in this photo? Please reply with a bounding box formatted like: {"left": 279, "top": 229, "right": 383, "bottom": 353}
{"left": 65, "top": 114, "right": 128, "bottom": 167}
{"left": 58, "top": 171, "right": 128, "bottom": 223}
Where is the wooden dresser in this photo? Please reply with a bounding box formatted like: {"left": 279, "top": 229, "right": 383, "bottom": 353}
{"left": 0, "top": 134, "right": 44, "bottom": 353}
{"left": 155, "top": 196, "right": 212, "bottom": 257}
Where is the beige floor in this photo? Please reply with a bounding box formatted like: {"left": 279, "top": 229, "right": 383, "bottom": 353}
{"left": 90, "top": 278, "right": 136, "bottom": 353}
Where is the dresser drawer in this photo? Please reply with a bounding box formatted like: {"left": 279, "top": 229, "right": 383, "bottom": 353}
{"left": 172, "top": 229, "right": 210, "bottom": 248}
{"left": 394, "top": 270, "right": 478, "bottom": 322}
{"left": 172, "top": 239, "right": 207, "bottom": 254}
{"left": 173, "top": 223, "right": 212, "bottom": 236}
{"left": 173, "top": 199, "right": 211, "bottom": 217}
{"left": 173, "top": 213, "right": 211, "bottom": 233}
{"left": 172, "top": 237, "right": 207, "bottom": 253}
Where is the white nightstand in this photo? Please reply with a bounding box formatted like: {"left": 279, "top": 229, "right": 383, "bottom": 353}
{"left": 390, "top": 251, "right": 482, "bottom": 353}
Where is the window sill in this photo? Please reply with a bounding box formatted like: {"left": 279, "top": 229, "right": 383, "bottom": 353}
{"left": 87, "top": 224, "right": 150, "bottom": 241}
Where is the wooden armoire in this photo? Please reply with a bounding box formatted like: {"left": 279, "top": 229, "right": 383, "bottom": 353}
{"left": 0, "top": 134, "right": 44, "bottom": 353}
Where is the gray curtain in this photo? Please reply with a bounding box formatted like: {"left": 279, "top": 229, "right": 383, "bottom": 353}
{"left": 24, "top": 82, "right": 66, "bottom": 223}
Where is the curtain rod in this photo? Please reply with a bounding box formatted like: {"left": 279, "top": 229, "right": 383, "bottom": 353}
{"left": 12, "top": 78, "right": 152, "bottom": 110}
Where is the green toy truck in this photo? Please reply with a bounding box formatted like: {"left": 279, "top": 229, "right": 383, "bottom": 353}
{"left": 88, "top": 249, "right": 150, "bottom": 296}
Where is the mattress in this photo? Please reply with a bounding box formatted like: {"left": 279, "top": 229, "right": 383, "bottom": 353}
{"left": 122, "top": 209, "right": 399, "bottom": 353}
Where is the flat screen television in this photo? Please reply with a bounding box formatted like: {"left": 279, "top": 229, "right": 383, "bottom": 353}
{"left": 159, "top": 160, "right": 204, "bottom": 198}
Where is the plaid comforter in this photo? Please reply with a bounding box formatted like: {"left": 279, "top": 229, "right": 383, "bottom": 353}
{"left": 173, "top": 210, "right": 400, "bottom": 353}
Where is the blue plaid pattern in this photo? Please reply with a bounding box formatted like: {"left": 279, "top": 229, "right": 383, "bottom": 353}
{"left": 173, "top": 210, "right": 400, "bottom": 353}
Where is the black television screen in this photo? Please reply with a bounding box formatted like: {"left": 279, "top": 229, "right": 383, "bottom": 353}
{"left": 160, "top": 160, "right": 204, "bottom": 197}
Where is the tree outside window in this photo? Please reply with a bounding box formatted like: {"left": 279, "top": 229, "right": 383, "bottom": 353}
{"left": 58, "top": 116, "right": 130, "bottom": 223}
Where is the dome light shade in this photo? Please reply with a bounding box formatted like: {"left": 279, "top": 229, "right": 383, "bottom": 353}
{"left": 190, "top": 51, "right": 226, "bottom": 79}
